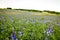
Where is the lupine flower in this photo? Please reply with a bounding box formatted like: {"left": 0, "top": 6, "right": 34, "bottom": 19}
{"left": 47, "top": 25, "right": 54, "bottom": 36}
{"left": 47, "top": 32, "right": 50, "bottom": 36}
{"left": 48, "top": 28, "right": 51, "bottom": 33}
{"left": 19, "top": 31, "right": 23, "bottom": 37}
{"left": 44, "top": 20, "right": 47, "bottom": 24}
{"left": 51, "top": 29, "right": 54, "bottom": 33}
{"left": 47, "top": 27, "right": 51, "bottom": 36}
{"left": 12, "top": 32, "right": 16, "bottom": 40}
{"left": 16, "top": 38, "right": 18, "bottom": 40}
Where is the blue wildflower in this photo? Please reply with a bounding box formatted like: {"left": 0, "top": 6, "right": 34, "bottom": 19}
{"left": 50, "top": 28, "right": 54, "bottom": 34}
{"left": 44, "top": 20, "right": 47, "bottom": 24}
{"left": 48, "top": 28, "right": 51, "bottom": 33}
{"left": 12, "top": 33, "right": 16, "bottom": 40}
{"left": 47, "top": 28, "right": 51, "bottom": 36}
{"left": 19, "top": 31, "right": 23, "bottom": 37}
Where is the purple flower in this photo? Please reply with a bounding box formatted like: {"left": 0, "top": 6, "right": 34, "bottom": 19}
{"left": 50, "top": 29, "right": 54, "bottom": 33}
{"left": 12, "top": 33, "right": 16, "bottom": 40}
{"left": 19, "top": 31, "right": 23, "bottom": 37}
{"left": 48, "top": 28, "right": 51, "bottom": 33}
{"left": 46, "top": 27, "right": 51, "bottom": 36}
{"left": 44, "top": 20, "right": 47, "bottom": 24}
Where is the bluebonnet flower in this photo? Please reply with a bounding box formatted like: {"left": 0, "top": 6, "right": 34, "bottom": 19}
{"left": 51, "top": 29, "right": 54, "bottom": 33}
{"left": 47, "top": 27, "right": 51, "bottom": 36}
{"left": 47, "top": 31, "right": 50, "bottom": 36}
{"left": 16, "top": 38, "right": 18, "bottom": 40}
{"left": 47, "top": 25, "right": 54, "bottom": 36}
{"left": 12, "top": 32, "right": 16, "bottom": 40}
{"left": 44, "top": 20, "right": 47, "bottom": 24}
{"left": 48, "top": 27, "right": 51, "bottom": 32}
{"left": 19, "top": 31, "right": 23, "bottom": 37}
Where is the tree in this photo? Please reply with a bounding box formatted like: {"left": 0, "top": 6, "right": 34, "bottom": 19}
{"left": 7, "top": 7, "right": 12, "bottom": 9}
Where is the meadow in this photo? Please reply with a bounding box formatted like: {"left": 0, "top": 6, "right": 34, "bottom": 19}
{"left": 0, "top": 9, "right": 60, "bottom": 40}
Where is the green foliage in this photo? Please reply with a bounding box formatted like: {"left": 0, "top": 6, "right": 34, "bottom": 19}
{"left": 15, "top": 9, "right": 42, "bottom": 12}
{"left": 43, "top": 10, "right": 60, "bottom": 14}
{"left": 0, "top": 13, "right": 60, "bottom": 40}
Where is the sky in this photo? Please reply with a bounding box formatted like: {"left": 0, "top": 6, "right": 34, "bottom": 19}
{"left": 0, "top": 0, "right": 60, "bottom": 12}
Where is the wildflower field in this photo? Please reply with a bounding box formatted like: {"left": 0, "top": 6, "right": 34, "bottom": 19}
{"left": 0, "top": 9, "right": 60, "bottom": 40}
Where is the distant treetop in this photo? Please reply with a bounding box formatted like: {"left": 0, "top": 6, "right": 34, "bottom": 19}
{"left": 7, "top": 7, "right": 12, "bottom": 9}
